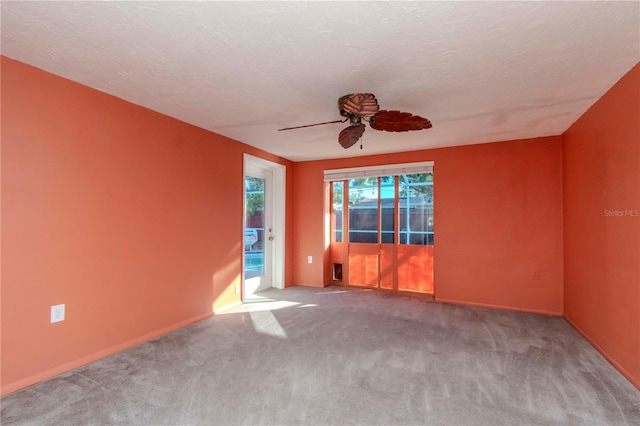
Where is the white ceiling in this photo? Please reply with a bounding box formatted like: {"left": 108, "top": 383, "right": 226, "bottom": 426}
{"left": 2, "top": 1, "right": 639, "bottom": 161}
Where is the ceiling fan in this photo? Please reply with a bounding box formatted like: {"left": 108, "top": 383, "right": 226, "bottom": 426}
{"left": 278, "top": 93, "right": 432, "bottom": 149}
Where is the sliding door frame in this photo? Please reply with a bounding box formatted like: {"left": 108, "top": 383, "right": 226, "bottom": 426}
{"left": 325, "top": 161, "right": 434, "bottom": 293}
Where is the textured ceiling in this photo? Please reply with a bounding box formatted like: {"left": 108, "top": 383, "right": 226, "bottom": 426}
{"left": 2, "top": 1, "right": 639, "bottom": 161}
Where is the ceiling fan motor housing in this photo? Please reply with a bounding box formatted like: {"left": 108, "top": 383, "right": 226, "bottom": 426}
{"left": 349, "top": 115, "right": 362, "bottom": 126}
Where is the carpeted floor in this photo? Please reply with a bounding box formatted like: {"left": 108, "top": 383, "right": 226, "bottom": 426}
{"left": 2, "top": 285, "right": 639, "bottom": 425}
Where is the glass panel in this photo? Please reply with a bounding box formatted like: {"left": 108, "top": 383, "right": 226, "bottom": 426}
{"left": 348, "top": 177, "right": 379, "bottom": 243}
{"left": 399, "top": 173, "right": 434, "bottom": 245}
{"left": 331, "top": 181, "right": 344, "bottom": 243}
{"left": 380, "top": 176, "right": 395, "bottom": 244}
{"left": 245, "top": 176, "right": 265, "bottom": 278}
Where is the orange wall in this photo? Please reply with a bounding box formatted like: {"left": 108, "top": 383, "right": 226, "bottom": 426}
{"left": 292, "top": 137, "right": 564, "bottom": 315}
{"left": 0, "top": 57, "right": 293, "bottom": 395}
{"left": 562, "top": 63, "right": 640, "bottom": 388}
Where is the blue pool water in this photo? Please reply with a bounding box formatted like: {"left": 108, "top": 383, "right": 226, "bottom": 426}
{"left": 244, "top": 251, "right": 264, "bottom": 272}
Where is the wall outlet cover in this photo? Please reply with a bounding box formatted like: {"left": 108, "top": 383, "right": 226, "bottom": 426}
{"left": 51, "top": 304, "right": 65, "bottom": 323}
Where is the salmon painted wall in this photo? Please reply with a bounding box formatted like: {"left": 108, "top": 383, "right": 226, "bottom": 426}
{"left": 563, "top": 63, "right": 640, "bottom": 388}
{"left": 0, "top": 57, "right": 294, "bottom": 395}
{"left": 293, "top": 137, "right": 564, "bottom": 315}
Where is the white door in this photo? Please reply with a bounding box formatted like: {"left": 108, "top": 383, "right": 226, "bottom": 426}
{"left": 243, "top": 155, "right": 285, "bottom": 301}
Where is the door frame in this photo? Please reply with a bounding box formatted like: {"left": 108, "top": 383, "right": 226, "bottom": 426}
{"left": 325, "top": 161, "right": 435, "bottom": 293}
{"left": 243, "top": 154, "right": 286, "bottom": 300}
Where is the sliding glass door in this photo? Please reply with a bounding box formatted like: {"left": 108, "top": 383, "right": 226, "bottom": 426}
{"left": 330, "top": 170, "right": 434, "bottom": 294}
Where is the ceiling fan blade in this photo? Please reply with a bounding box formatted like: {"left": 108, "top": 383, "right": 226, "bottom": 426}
{"left": 338, "top": 124, "right": 365, "bottom": 149}
{"left": 340, "top": 93, "right": 379, "bottom": 118}
{"left": 370, "top": 110, "right": 432, "bottom": 132}
{"left": 278, "top": 119, "right": 344, "bottom": 131}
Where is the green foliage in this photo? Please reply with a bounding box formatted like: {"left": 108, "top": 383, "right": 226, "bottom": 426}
{"left": 332, "top": 182, "right": 344, "bottom": 207}
{"left": 245, "top": 177, "right": 265, "bottom": 217}
{"left": 399, "top": 173, "right": 433, "bottom": 198}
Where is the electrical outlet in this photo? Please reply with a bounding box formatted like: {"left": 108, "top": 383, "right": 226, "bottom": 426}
{"left": 533, "top": 270, "right": 540, "bottom": 280}
{"left": 308, "top": 256, "right": 313, "bottom": 264}
{"left": 51, "top": 304, "right": 65, "bottom": 323}
{"left": 235, "top": 284, "right": 240, "bottom": 294}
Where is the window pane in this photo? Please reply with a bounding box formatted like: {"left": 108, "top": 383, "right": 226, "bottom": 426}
{"left": 245, "top": 176, "right": 265, "bottom": 278}
{"left": 399, "top": 173, "right": 434, "bottom": 245}
{"left": 331, "top": 182, "right": 344, "bottom": 243}
{"left": 380, "top": 176, "right": 395, "bottom": 244}
{"left": 348, "top": 177, "right": 378, "bottom": 243}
